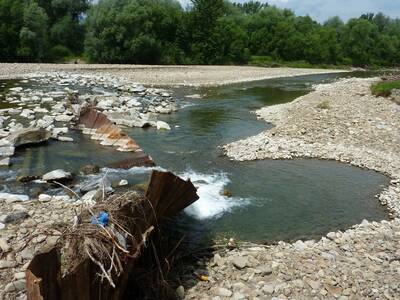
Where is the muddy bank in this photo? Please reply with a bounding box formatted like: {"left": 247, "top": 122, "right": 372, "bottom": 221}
{"left": 0, "top": 63, "right": 348, "bottom": 87}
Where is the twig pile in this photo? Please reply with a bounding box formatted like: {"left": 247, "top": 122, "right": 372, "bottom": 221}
{"left": 59, "top": 191, "right": 151, "bottom": 288}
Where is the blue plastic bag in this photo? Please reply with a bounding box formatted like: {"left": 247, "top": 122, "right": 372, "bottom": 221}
{"left": 91, "top": 211, "right": 109, "bottom": 227}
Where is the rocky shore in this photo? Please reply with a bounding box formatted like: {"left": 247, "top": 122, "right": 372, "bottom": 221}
{"left": 199, "top": 77, "right": 400, "bottom": 299}
{"left": 1, "top": 70, "right": 399, "bottom": 299}
{"left": 224, "top": 78, "right": 400, "bottom": 217}
{"left": 0, "top": 72, "right": 179, "bottom": 298}
{"left": 0, "top": 63, "right": 347, "bottom": 87}
{"left": 183, "top": 218, "right": 400, "bottom": 299}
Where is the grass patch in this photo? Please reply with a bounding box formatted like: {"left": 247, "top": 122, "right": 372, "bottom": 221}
{"left": 371, "top": 80, "right": 400, "bottom": 97}
{"left": 317, "top": 100, "right": 330, "bottom": 109}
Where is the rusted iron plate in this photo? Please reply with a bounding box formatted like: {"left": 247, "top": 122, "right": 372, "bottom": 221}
{"left": 78, "top": 108, "right": 155, "bottom": 167}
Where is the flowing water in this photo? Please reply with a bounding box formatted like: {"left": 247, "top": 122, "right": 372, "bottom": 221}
{"left": 0, "top": 73, "right": 389, "bottom": 244}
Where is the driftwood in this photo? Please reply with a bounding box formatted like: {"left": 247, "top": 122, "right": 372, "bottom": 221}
{"left": 78, "top": 108, "right": 155, "bottom": 168}
{"left": 26, "top": 170, "right": 198, "bottom": 300}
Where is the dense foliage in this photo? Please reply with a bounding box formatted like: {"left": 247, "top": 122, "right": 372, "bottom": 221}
{"left": 0, "top": 0, "right": 399, "bottom": 66}
{"left": 0, "top": 0, "right": 89, "bottom": 62}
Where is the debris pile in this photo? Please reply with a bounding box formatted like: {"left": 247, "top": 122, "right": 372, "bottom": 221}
{"left": 25, "top": 170, "right": 199, "bottom": 300}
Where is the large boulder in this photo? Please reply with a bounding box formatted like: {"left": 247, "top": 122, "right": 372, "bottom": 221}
{"left": 6, "top": 128, "right": 51, "bottom": 147}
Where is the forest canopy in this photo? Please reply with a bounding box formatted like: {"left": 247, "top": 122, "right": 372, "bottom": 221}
{"left": 0, "top": 0, "right": 399, "bottom": 67}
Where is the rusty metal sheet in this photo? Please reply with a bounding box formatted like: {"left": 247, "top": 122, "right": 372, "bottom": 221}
{"left": 78, "top": 108, "right": 155, "bottom": 167}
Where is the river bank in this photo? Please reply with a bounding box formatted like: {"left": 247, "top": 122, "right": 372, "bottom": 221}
{"left": 224, "top": 77, "right": 400, "bottom": 217}
{"left": 0, "top": 71, "right": 398, "bottom": 299}
{"left": 0, "top": 64, "right": 347, "bottom": 87}
{"left": 190, "top": 77, "right": 400, "bottom": 299}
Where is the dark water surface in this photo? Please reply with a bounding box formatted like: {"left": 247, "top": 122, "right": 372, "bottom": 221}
{"left": 0, "top": 72, "right": 389, "bottom": 243}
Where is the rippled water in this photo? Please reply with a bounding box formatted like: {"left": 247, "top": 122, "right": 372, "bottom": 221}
{"left": 0, "top": 72, "right": 389, "bottom": 243}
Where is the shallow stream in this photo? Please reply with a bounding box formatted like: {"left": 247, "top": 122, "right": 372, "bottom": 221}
{"left": 0, "top": 73, "right": 389, "bottom": 244}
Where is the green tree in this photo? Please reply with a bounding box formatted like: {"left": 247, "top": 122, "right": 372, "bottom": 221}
{"left": 187, "top": 0, "right": 226, "bottom": 63}
{"left": 0, "top": 0, "right": 24, "bottom": 61}
{"left": 341, "top": 18, "right": 378, "bottom": 66}
{"left": 18, "top": 0, "right": 48, "bottom": 62}
{"left": 233, "top": 1, "right": 268, "bottom": 15}
{"left": 85, "top": 0, "right": 184, "bottom": 64}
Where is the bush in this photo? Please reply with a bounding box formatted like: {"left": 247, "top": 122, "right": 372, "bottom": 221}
{"left": 317, "top": 100, "right": 330, "bottom": 109}
{"left": 371, "top": 80, "right": 400, "bottom": 97}
{"left": 49, "top": 45, "right": 72, "bottom": 62}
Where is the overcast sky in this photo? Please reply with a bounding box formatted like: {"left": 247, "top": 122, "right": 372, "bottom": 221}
{"left": 179, "top": 0, "right": 400, "bottom": 22}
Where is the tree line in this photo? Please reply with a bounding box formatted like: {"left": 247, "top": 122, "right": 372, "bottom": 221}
{"left": 0, "top": 0, "right": 399, "bottom": 67}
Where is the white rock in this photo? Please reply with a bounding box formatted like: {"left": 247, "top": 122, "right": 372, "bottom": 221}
{"left": 0, "top": 260, "right": 17, "bottom": 269}
{"left": 4, "top": 279, "right": 26, "bottom": 292}
{"left": 0, "top": 193, "right": 29, "bottom": 202}
{"left": 38, "top": 194, "right": 52, "bottom": 202}
{"left": 216, "top": 288, "right": 232, "bottom": 297}
{"left": 42, "top": 169, "right": 72, "bottom": 181}
{"left": 118, "top": 179, "right": 128, "bottom": 186}
{"left": 156, "top": 121, "right": 171, "bottom": 130}
{"left": 0, "top": 238, "right": 10, "bottom": 252}
{"left": 0, "top": 157, "right": 10, "bottom": 166}
{"left": 20, "top": 109, "right": 34, "bottom": 118}
{"left": 53, "top": 127, "right": 69, "bottom": 136}
{"left": 0, "top": 139, "right": 11, "bottom": 147}
{"left": 9, "top": 87, "right": 23, "bottom": 92}
{"left": 41, "top": 97, "right": 54, "bottom": 103}
{"left": 58, "top": 136, "right": 74, "bottom": 142}
{"left": 0, "top": 146, "right": 15, "bottom": 156}
{"left": 81, "top": 190, "right": 99, "bottom": 205}
{"left": 53, "top": 195, "right": 71, "bottom": 201}
{"left": 55, "top": 114, "right": 74, "bottom": 122}
{"left": 33, "top": 107, "right": 49, "bottom": 113}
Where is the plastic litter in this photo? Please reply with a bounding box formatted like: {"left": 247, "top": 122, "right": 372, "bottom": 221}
{"left": 91, "top": 211, "right": 109, "bottom": 227}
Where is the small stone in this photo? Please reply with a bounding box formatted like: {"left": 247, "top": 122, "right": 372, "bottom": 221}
{"left": 4, "top": 279, "right": 26, "bottom": 292}
{"left": 44, "top": 236, "right": 60, "bottom": 249}
{"left": 0, "top": 238, "right": 11, "bottom": 252}
{"left": 13, "top": 203, "right": 27, "bottom": 212}
{"left": 20, "top": 247, "right": 34, "bottom": 260}
{"left": 42, "top": 169, "right": 72, "bottom": 182}
{"left": 156, "top": 120, "right": 171, "bottom": 130}
{"left": 262, "top": 283, "right": 275, "bottom": 294}
{"left": 232, "top": 256, "right": 248, "bottom": 270}
{"left": 305, "top": 278, "right": 321, "bottom": 290}
{"left": 257, "top": 266, "right": 272, "bottom": 276}
{"left": 176, "top": 285, "right": 185, "bottom": 299}
{"left": 57, "top": 136, "right": 74, "bottom": 142}
{"left": 326, "top": 232, "right": 336, "bottom": 239}
{"left": 0, "top": 157, "right": 10, "bottom": 166}
{"left": 14, "top": 272, "right": 26, "bottom": 280}
{"left": 232, "top": 292, "right": 246, "bottom": 300}
{"left": 293, "top": 240, "right": 307, "bottom": 250}
{"left": 80, "top": 164, "right": 100, "bottom": 175}
{"left": 38, "top": 194, "right": 52, "bottom": 202}
{"left": 118, "top": 179, "right": 128, "bottom": 186}
{"left": 216, "top": 287, "right": 232, "bottom": 297}
{"left": 213, "top": 253, "right": 224, "bottom": 267}
{"left": 0, "top": 193, "right": 29, "bottom": 203}
{"left": 0, "top": 260, "right": 17, "bottom": 269}
{"left": 1, "top": 211, "right": 29, "bottom": 224}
